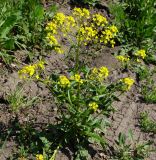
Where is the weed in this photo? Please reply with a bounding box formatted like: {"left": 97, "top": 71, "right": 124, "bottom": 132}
{"left": 139, "top": 112, "right": 156, "bottom": 134}
{"left": 0, "top": 0, "right": 57, "bottom": 64}
{"left": 39, "top": 136, "right": 53, "bottom": 160}
{"left": 114, "top": 131, "right": 153, "bottom": 160}
{"left": 114, "top": 45, "right": 149, "bottom": 72}
{"left": 18, "top": 145, "right": 28, "bottom": 160}
{"left": 134, "top": 141, "right": 154, "bottom": 160}
{"left": 44, "top": 66, "right": 134, "bottom": 158}
{"left": 114, "top": 132, "right": 133, "bottom": 160}
{"left": 135, "top": 65, "right": 151, "bottom": 81}
{"left": 145, "top": 53, "right": 156, "bottom": 65}
{"left": 6, "top": 87, "right": 38, "bottom": 112}
{"left": 109, "top": 0, "right": 156, "bottom": 48}
{"left": 46, "top": 8, "right": 118, "bottom": 71}
{"left": 141, "top": 80, "right": 156, "bottom": 104}
{"left": 0, "top": 50, "right": 14, "bottom": 64}
{"left": 0, "top": 0, "right": 21, "bottom": 50}
{"left": 17, "top": 7, "right": 136, "bottom": 160}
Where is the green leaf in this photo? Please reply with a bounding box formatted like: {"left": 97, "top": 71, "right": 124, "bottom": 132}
{"left": 46, "top": 4, "right": 58, "bottom": 18}
{"left": 3, "top": 39, "right": 15, "bottom": 50}
{"left": 33, "top": 5, "right": 44, "bottom": 21}
{"left": 0, "top": 13, "right": 21, "bottom": 38}
{"left": 118, "top": 132, "right": 126, "bottom": 146}
{"left": 128, "top": 129, "right": 133, "bottom": 141}
{"left": 85, "top": 131, "right": 106, "bottom": 148}
{"left": 0, "top": 51, "right": 14, "bottom": 64}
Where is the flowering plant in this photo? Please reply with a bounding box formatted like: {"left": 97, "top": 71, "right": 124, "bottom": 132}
{"left": 47, "top": 66, "right": 134, "bottom": 158}
{"left": 115, "top": 47, "right": 147, "bottom": 71}
{"left": 17, "top": 8, "right": 134, "bottom": 159}
{"left": 46, "top": 8, "right": 118, "bottom": 71}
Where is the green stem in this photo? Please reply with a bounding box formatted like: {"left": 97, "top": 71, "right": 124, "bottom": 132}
{"left": 50, "top": 145, "right": 60, "bottom": 160}
{"left": 75, "top": 42, "right": 80, "bottom": 72}
{"left": 0, "top": 128, "right": 12, "bottom": 152}
{"left": 77, "top": 82, "right": 81, "bottom": 109}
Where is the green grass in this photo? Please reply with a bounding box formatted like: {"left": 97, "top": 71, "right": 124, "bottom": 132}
{"left": 6, "top": 87, "right": 38, "bottom": 112}
{"left": 0, "top": 0, "right": 57, "bottom": 64}
{"left": 139, "top": 112, "right": 156, "bottom": 134}
{"left": 109, "top": 0, "right": 156, "bottom": 48}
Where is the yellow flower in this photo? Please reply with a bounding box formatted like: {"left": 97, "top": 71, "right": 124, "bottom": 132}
{"left": 110, "top": 39, "right": 115, "bottom": 48}
{"left": 58, "top": 75, "right": 70, "bottom": 87}
{"left": 37, "top": 61, "right": 45, "bottom": 70}
{"left": 73, "top": 8, "right": 90, "bottom": 19}
{"left": 53, "top": 13, "right": 66, "bottom": 25}
{"left": 93, "top": 14, "right": 108, "bottom": 27}
{"left": 36, "top": 154, "right": 44, "bottom": 160}
{"left": 18, "top": 65, "right": 35, "bottom": 78}
{"left": 82, "top": 8, "right": 90, "bottom": 18}
{"left": 136, "top": 58, "right": 141, "bottom": 63}
{"left": 100, "top": 29, "right": 113, "bottom": 44}
{"left": 60, "top": 16, "right": 76, "bottom": 34}
{"left": 77, "top": 26, "right": 97, "bottom": 43}
{"left": 121, "top": 78, "right": 135, "bottom": 90}
{"left": 55, "top": 47, "right": 64, "bottom": 54}
{"left": 46, "top": 33, "right": 58, "bottom": 46}
{"left": 90, "top": 66, "right": 109, "bottom": 81}
{"left": 92, "top": 67, "right": 98, "bottom": 74}
{"left": 46, "top": 33, "right": 63, "bottom": 53}
{"left": 99, "top": 66, "right": 109, "bottom": 78}
{"left": 89, "top": 102, "right": 98, "bottom": 111}
{"left": 116, "top": 55, "right": 130, "bottom": 62}
{"left": 18, "top": 61, "right": 45, "bottom": 79}
{"left": 73, "top": 8, "right": 83, "bottom": 16}
{"left": 109, "top": 25, "right": 118, "bottom": 34}
{"left": 35, "top": 74, "right": 40, "bottom": 79}
{"left": 46, "top": 22, "right": 57, "bottom": 34}
{"left": 135, "top": 49, "right": 146, "bottom": 59}
{"left": 70, "top": 74, "right": 83, "bottom": 84}
{"left": 100, "top": 25, "right": 118, "bottom": 47}
{"left": 66, "top": 16, "right": 76, "bottom": 27}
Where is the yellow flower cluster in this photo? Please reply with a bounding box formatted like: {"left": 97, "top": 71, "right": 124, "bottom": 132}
{"left": 90, "top": 66, "right": 109, "bottom": 81}
{"left": 78, "top": 26, "right": 97, "bottom": 44}
{"left": 116, "top": 55, "right": 130, "bottom": 63}
{"left": 70, "top": 74, "right": 83, "bottom": 84}
{"left": 89, "top": 102, "right": 99, "bottom": 111}
{"left": 100, "top": 25, "right": 118, "bottom": 47}
{"left": 46, "top": 8, "right": 118, "bottom": 53}
{"left": 58, "top": 74, "right": 84, "bottom": 87}
{"left": 109, "top": 25, "right": 118, "bottom": 33}
{"left": 93, "top": 13, "right": 108, "bottom": 27}
{"left": 46, "top": 33, "right": 58, "bottom": 45}
{"left": 53, "top": 13, "right": 66, "bottom": 26}
{"left": 36, "top": 154, "right": 44, "bottom": 160}
{"left": 64, "top": 16, "right": 76, "bottom": 33}
{"left": 46, "top": 12, "right": 77, "bottom": 54}
{"left": 135, "top": 49, "right": 146, "bottom": 59}
{"left": 121, "top": 77, "right": 135, "bottom": 90}
{"left": 58, "top": 75, "right": 71, "bottom": 88}
{"left": 46, "top": 13, "right": 66, "bottom": 33}
{"left": 18, "top": 61, "right": 45, "bottom": 79}
{"left": 45, "top": 22, "right": 57, "bottom": 34}
{"left": 46, "top": 33, "right": 63, "bottom": 54}
{"left": 73, "top": 8, "right": 90, "bottom": 19}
